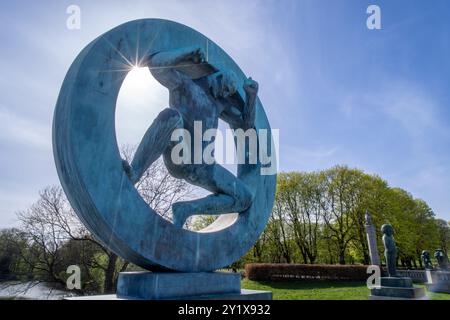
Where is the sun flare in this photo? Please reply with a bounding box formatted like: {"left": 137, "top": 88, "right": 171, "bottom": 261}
{"left": 115, "top": 66, "right": 169, "bottom": 148}
{"left": 125, "top": 66, "right": 153, "bottom": 92}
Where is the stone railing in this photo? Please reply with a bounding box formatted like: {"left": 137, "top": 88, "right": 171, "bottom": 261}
{"left": 396, "top": 269, "right": 450, "bottom": 283}
{"left": 430, "top": 270, "right": 450, "bottom": 282}
{"left": 396, "top": 270, "right": 428, "bottom": 283}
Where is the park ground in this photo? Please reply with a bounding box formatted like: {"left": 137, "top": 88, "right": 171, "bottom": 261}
{"left": 241, "top": 279, "right": 450, "bottom": 300}
{"left": 1, "top": 280, "right": 449, "bottom": 300}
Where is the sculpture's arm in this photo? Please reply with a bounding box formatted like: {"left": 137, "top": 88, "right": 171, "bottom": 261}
{"left": 382, "top": 235, "right": 387, "bottom": 248}
{"left": 219, "top": 104, "right": 244, "bottom": 128}
{"left": 219, "top": 77, "right": 259, "bottom": 130}
{"left": 242, "top": 77, "right": 258, "bottom": 130}
{"left": 146, "top": 46, "right": 205, "bottom": 89}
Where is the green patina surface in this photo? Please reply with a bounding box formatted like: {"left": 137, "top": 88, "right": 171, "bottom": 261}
{"left": 241, "top": 279, "right": 450, "bottom": 300}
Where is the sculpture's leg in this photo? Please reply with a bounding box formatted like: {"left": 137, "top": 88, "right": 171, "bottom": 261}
{"left": 391, "top": 260, "right": 398, "bottom": 276}
{"left": 386, "top": 253, "right": 396, "bottom": 277}
{"left": 124, "top": 108, "right": 183, "bottom": 184}
{"left": 172, "top": 164, "right": 254, "bottom": 228}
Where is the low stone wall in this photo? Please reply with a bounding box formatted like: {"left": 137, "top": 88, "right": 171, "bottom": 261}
{"left": 426, "top": 271, "right": 450, "bottom": 293}
{"left": 396, "top": 269, "right": 450, "bottom": 283}
{"left": 429, "top": 270, "right": 450, "bottom": 282}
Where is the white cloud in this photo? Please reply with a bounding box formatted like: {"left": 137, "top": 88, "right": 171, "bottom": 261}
{"left": 339, "top": 81, "right": 448, "bottom": 140}
{"left": 337, "top": 81, "right": 450, "bottom": 219}
{"left": 0, "top": 106, "right": 51, "bottom": 152}
{"left": 0, "top": 191, "right": 35, "bottom": 228}
{"left": 381, "top": 84, "right": 445, "bottom": 138}
{"left": 296, "top": 146, "right": 338, "bottom": 158}
{"left": 281, "top": 144, "right": 340, "bottom": 172}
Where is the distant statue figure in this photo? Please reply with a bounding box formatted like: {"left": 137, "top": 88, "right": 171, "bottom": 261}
{"left": 121, "top": 46, "right": 259, "bottom": 228}
{"left": 421, "top": 250, "right": 433, "bottom": 270}
{"left": 365, "top": 211, "right": 373, "bottom": 225}
{"left": 434, "top": 249, "right": 448, "bottom": 270}
{"left": 381, "top": 224, "right": 398, "bottom": 277}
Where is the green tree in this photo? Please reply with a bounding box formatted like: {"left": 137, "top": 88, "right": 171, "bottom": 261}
{"left": 0, "top": 228, "right": 29, "bottom": 278}
{"left": 435, "top": 219, "right": 450, "bottom": 253}
{"left": 320, "top": 166, "right": 366, "bottom": 265}
{"left": 276, "top": 172, "right": 322, "bottom": 264}
{"left": 244, "top": 165, "right": 446, "bottom": 268}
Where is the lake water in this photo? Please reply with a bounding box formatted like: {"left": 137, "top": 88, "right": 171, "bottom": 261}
{"left": 0, "top": 281, "right": 77, "bottom": 300}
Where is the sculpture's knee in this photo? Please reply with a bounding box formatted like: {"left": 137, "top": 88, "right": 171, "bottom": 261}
{"left": 236, "top": 184, "right": 254, "bottom": 212}
{"left": 156, "top": 108, "right": 183, "bottom": 129}
{"left": 122, "top": 159, "right": 138, "bottom": 184}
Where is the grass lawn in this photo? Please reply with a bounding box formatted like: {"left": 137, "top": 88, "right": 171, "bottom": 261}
{"left": 241, "top": 279, "right": 450, "bottom": 300}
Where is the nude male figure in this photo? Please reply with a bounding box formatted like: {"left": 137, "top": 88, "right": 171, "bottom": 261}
{"left": 122, "top": 46, "right": 259, "bottom": 228}
{"left": 381, "top": 224, "right": 398, "bottom": 277}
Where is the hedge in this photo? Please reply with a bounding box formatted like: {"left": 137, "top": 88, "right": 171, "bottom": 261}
{"left": 245, "top": 263, "right": 373, "bottom": 281}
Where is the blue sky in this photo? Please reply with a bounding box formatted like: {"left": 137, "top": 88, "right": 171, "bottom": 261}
{"left": 0, "top": 0, "right": 450, "bottom": 227}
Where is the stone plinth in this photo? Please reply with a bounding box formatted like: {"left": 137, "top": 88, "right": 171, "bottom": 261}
{"left": 426, "top": 282, "right": 450, "bottom": 294}
{"left": 117, "top": 271, "right": 242, "bottom": 300}
{"left": 67, "top": 271, "right": 272, "bottom": 300}
{"left": 425, "top": 271, "right": 450, "bottom": 294}
{"left": 65, "top": 289, "right": 272, "bottom": 300}
{"left": 370, "top": 277, "right": 426, "bottom": 300}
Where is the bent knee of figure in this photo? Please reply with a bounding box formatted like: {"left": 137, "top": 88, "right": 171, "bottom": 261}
{"left": 156, "top": 108, "right": 183, "bottom": 128}
{"left": 236, "top": 183, "right": 254, "bottom": 212}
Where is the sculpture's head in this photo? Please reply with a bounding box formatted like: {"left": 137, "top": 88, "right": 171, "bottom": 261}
{"left": 206, "top": 70, "right": 238, "bottom": 99}
{"left": 381, "top": 224, "right": 394, "bottom": 236}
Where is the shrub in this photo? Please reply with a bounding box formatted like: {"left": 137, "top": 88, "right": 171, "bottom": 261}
{"left": 245, "top": 263, "right": 371, "bottom": 281}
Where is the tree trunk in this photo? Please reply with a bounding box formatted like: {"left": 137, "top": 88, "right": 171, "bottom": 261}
{"left": 327, "top": 241, "right": 334, "bottom": 264}
{"left": 338, "top": 240, "right": 346, "bottom": 265}
{"left": 283, "top": 251, "right": 291, "bottom": 264}
{"left": 406, "top": 258, "right": 412, "bottom": 269}
{"left": 417, "top": 251, "right": 423, "bottom": 269}
{"left": 307, "top": 252, "right": 316, "bottom": 264}
{"left": 363, "top": 250, "right": 370, "bottom": 265}
{"left": 298, "top": 245, "right": 308, "bottom": 264}
{"left": 103, "top": 253, "right": 118, "bottom": 293}
{"left": 357, "top": 221, "right": 370, "bottom": 265}
{"left": 339, "top": 250, "right": 346, "bottom": 265}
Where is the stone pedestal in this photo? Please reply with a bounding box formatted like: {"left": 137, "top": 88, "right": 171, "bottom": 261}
{"left": 425, "top": 271, "right": 450, "bottom": 294}
{"left": 66, "top": 289, "right": 272, "bottom": 300}
{"left": 370, "top": 277, "right": 426, "bottom": 300}
{"left": 117, "top": 271, "right": 243, "bottom": 299}
{"left": 67, "top": 271, "right": 272, "bottom": 300}
{"left": 426, "top": 282, "right": 450, "bottom": 294}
